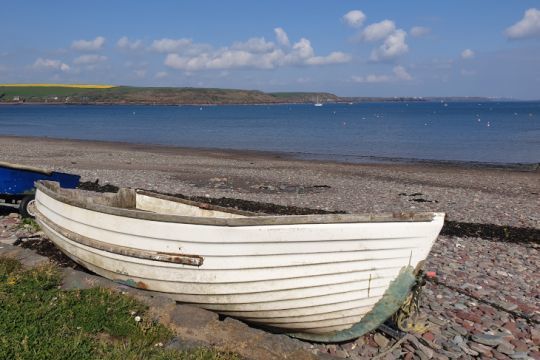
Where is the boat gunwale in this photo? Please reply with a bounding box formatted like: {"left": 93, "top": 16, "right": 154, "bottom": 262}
{"left": 36, "top": 180, "right": 440, "bottom": 226}
{"left": 0, "top": 161, "right": 52, "bottom": 176}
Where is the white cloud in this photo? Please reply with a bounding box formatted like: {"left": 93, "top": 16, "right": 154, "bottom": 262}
{"left": 393, "top": 65, "right": 412, "bottom": 80}
{"left": 305, "top": 52, "right": 351, "bottom": 65}
{"left": 461, "top": 48, "right": 475, "bottom": 59}
{"left": 231, "top": 37, "right": 275, "bottom": 53}
{"left": 207, "top": 50, "right": 262, "bottom": 69}
{"left": 342, "top": 10, "right": 366, "bottom": 28}
{"left": 361, "top": 20, "right": 396, "bottom": 42}
{"left": 155, "top": 71, "right": 168, "bottom": 79}
{"left": 164, "top": 30, "right": 350, "bottom": 71}
{"left": 410, "top": 26, "right": 431, "bottom": 37}
{"left": 73, "top": 54, "right": 107, "bottom": 65}
{"left": 184, "top": 43, "right": 214, "bottom": 56}
{"left": 505, "top": 8, "right": 540, "bottom": 39}
{"left": 117, "top": 36, "right": 143, "bottom": 50}
{"left": 32, "top": 58, "right": 70, "bottom": 72}
{"left": 150, "top": 38, "right": 192, "bottom": 53}
{"left": 370, "top": 29, "right": 409, "bottom": 61}
{"left": 71, "top": 36, "right": 105, "bottom": 51}
{"left": 351, "top": 65, "right": 412, "bottom": 83}
{"left": 274, "top": 27, "right": 290, "bottom": 47}
{"left": 166, "top": 50, "right": 277, "bottom": 71}
{"left": 289, "top": 38, "right": 314, "bottom": 60}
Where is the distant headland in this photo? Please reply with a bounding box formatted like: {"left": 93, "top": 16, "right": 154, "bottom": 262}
{"left": 0, "top": 84, "right": 507, "bottom": 105}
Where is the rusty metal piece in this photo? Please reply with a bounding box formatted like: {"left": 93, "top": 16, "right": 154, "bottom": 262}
{"left": 136, "top": 281, "right": 148, "bottom": 289}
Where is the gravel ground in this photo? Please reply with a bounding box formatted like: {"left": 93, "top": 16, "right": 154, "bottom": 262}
{"left": 1, "top": 136, "right": 538, "bottom": 228}
{"left": 1, "top": 135, "right": 539, "bottom": 359}
{"left": 2, "top": 214, "right": 538, "bottom": 359}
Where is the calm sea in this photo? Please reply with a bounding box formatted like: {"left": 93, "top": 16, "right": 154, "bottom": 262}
{"left": 0, "top": 102, "right": 539, "bottom": 164}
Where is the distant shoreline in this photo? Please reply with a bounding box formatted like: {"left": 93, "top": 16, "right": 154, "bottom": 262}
{"left": 1, "top": 99, "right": 538, "bottom": 107}
{"left": 0, "top": 100, "right": 426, "bottom": 106}
{"left": 3, "top": 84, "right": 534, "bottom": 105}
{"left": 0, "top": 101, "right": 346, "bottom": 106}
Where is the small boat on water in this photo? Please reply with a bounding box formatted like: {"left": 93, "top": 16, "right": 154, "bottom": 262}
{"left": 34, "top": 180, "right": 444, "bottom": 342}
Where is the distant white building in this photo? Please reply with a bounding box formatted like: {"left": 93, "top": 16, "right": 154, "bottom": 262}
{"left": 13, "top": 96, "right": 20, "bottom": 101}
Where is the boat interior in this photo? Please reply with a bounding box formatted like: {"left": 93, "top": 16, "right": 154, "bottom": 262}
{"left": 39, "top": 181, "right": 257, "bottom": 218}
{"left": 37, "top": 181, "right": 437, "bottom": 223}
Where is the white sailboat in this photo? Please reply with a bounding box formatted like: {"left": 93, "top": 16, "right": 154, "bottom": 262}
{"left": 314, "top": 96, "right": 323, "bottom": 107}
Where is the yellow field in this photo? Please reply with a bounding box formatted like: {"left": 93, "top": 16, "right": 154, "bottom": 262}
{"left": 0, "top": 84, "right": 116, "bottom": 89}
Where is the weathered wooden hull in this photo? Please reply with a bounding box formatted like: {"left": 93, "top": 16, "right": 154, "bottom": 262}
{"left": 34, "top": 181, "right": 444, "bottom": 341}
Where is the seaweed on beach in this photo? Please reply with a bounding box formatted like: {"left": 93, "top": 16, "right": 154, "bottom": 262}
{"left": 78, "top": 180, "right": 120, "bottom": 193}
{"left": 14, "top": 237, "right": 84, "bottom": 269}
{"left": 165, "top": 192, "right": 347, "bottom": 215}
{"left": 441, "top": 220, "right": 540, "bottom": 244}
{"left": 78, "top": 180, "right": 343, "bottom": 214}
{"left": 77, "top": 180, "right": 538, "bottom": 243}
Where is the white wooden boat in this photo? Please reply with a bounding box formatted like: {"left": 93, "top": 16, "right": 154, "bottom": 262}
{"left": 34, "top": 180, "right": 444, "bottom": 342}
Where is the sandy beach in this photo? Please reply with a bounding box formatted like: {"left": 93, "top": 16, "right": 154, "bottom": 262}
{"left": 1, "top": 135, "right": 539, "bottom": 359}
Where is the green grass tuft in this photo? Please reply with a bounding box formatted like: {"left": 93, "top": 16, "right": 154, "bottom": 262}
{"left": 0, "top": 258, "right": 238, "bottom": 360}
{"left": 20, "top": 217, "right": 41, "bottom": 232}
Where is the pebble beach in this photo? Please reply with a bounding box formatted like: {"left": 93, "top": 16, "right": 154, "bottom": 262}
{"left": 1, "top": 135, "right": 539, "bottom": 359}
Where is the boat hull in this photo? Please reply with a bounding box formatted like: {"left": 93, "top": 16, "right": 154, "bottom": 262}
{"left": 34, "top": 182, "right": 444, "bottom": 341}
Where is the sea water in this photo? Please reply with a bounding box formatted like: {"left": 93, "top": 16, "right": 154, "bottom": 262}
{"left": 0, "top": 102, "right": 538, "bottom": 164}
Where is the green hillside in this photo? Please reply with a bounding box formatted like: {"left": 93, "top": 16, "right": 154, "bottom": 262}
{"left": 0, "top": 85, "right": 339, "bottom": 105}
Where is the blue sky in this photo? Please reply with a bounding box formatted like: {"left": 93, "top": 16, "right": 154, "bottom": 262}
{"left": 1, "top": 1, "right": 540, "bottom": 98}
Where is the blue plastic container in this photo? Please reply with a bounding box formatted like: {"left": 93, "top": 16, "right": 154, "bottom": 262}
{"left": 0, "top": 162, "right": 80, "bottom": 216}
